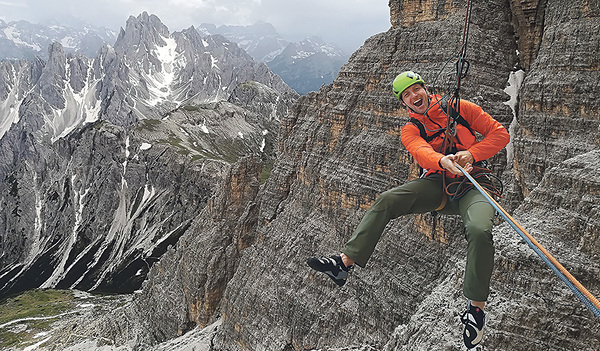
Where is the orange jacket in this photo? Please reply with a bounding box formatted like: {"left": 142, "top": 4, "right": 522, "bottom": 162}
{"left": 401, "top": 95, "right": 510, "bottom": 176}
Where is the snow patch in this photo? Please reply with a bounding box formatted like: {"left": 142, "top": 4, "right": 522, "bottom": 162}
{"left": 210, "top": 55, "right": 220, "bottom": 70}
{"left": 144, "top": 35, "right": 187, "bottom": 106}
{"left": 49, "top": 64, "right": 102, "bottom": 142}
{"left": 60, "top": 36, "right": 77, "bottom": 49}
{"left": 201, "top": 118, "right": 210, "bottom": 134}
{"left": 140, "top": 142, "right": 152, "bottom": 150}
{"left": 503, "top": 69, "right": 525, "bottom": 168}
{"left": 292, "top": 51, "right": 312, "bottom": 60}
{"left": 503, "top": 69, "right": 525, "bottom": 116}
{"left": 260, "top": 130, "right": 268, "bottom": 152}
{"left": 24, "top": 337, "right": 52, "bottom": 351}
{"left": 0, "top": 64, "right": 28, "bottom": 140}
{"left": 123, "top": 136, "right": 130, "bottom": 175}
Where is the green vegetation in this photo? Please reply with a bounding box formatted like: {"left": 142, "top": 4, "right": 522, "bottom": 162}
{"left": 0, "top": 289, "right": 76, "bottom": 324}
{"left": 155, "top": 134, "right": 252, "bottom": 164}
{"left": 0, "top": 289, "right": 77, "bottom": 349}
{"left": 136, "top": 119, "right": 162, "bottom": 132}
{"left": 91, "top": 120, "right": 109, "bottom": 130}
{"left": 182, "top": 105, "right": 200, "bottom": 111}
{"left": 260, "top": 161, "right": 273, "bottom": 184}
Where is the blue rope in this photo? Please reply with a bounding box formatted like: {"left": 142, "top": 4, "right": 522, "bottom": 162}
{"left": 457, "top": 165, "right": 600, "bottom": 320}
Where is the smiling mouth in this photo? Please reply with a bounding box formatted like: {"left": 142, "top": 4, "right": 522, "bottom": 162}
{"left": 413, "top": 98, "right": 423, "bottom": 107}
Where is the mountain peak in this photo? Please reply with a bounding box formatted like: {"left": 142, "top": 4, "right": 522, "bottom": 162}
{"left": 117, "top": 12, "right": 169, "bottom": 46}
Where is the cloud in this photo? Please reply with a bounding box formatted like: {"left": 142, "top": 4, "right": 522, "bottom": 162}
{"left": 0, "top": 0, "right": 390, "bottom": 53}
{"left": 0, "top": 1, "right": 28, "bottom": 7}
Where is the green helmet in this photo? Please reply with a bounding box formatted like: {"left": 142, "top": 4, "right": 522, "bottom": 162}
{"left": 392, "top": 71, "right": 425, "bottom": 100}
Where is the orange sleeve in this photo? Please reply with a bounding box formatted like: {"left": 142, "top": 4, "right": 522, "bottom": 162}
{"left": 401, "top": 123, "right": 445, "bottom": 171}
{"left": 460, "top": 100, "right": 510, "bottom": 162}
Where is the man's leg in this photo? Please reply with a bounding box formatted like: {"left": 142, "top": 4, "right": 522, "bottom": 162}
{"left": 341, "top": 174, "right": 445, "bottom": 267}
{"left": 458, "top": 189, "right": 495, "bottom": 349}
{"left": 458, "top": 189, "right": 496, "bottom": 303}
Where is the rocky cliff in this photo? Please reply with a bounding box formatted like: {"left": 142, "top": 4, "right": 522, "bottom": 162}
{"left": 5, "top": 0, "right": 600, "bottom": 350}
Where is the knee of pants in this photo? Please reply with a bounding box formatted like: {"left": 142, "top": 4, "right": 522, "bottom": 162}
{"left": 464, "top": 222, "right": 494, "bottom": 244}
{"left": 371, "top": 190, "right": 398, "bottom": 212}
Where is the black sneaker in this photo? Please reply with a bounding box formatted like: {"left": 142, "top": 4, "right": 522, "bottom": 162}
{"left": 461, "top": 302, "right": 485, "bottom": 349}
{"left": 306, "top": 255, "right": 352, "bottom": 287}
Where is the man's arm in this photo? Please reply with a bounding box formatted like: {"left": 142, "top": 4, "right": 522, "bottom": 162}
{"left": 401, "top": 123, "right": 446, "bottom": 172}
{"left": 461, "top": 100, "right": 510, "bottom": 162}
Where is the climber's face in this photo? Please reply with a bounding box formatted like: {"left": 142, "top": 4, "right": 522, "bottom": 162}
{"left": 401, "top": 84, "right": 429, "bottom": 114}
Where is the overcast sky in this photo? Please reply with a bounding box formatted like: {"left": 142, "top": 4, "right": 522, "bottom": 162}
{"left": 0, "top": 0, "right": 391, "bottom": 53}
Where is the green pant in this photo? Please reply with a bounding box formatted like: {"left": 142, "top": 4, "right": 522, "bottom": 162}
{"left": 342, "top": 174, "right": 495, "bottom": 302}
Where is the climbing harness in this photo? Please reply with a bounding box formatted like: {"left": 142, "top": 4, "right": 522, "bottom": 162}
{"left": 456, "top": 164, "right": 600, "bottom": 320}
{"left": 444, "top": 161, "right": 503, "bottom": 201}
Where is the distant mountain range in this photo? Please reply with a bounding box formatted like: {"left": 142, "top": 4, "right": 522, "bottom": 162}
{"left": 0, "top": 18, "right": 349, "bottom": 95}
{"left": 266, "top": 36, "right": 350, "bottom": 95}
{"left": 198, "top": 22, "right": 350, "bottom": 94}
{"left": 197, "top": 21, "right": 288, "bottom": 63}
{"left": 0, "top": 19, "right": 117, "bottom": 59}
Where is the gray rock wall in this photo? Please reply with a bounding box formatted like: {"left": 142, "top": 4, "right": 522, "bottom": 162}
{"left": 513, "top": 0, "right": 600, "bottom": 197}
{"left": 155, "top": 0, "right": 600, "bottom": 349}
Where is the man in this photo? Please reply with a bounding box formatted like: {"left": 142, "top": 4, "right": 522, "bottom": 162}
{"left": 307, "top": 71, "right": 510, "bottom": 349}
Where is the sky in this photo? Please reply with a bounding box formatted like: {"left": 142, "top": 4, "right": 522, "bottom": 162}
{"left": 0, "top": 0, "right": 391, "bottom": 53}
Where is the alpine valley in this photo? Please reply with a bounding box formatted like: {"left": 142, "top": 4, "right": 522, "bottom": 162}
{"left": 0, "top": 11, "right": 297, "bottom": 297}
{"left": 1, "top": 1, "right": 600, "bottom": 351}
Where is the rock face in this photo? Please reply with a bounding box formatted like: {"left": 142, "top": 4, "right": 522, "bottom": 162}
{"left": 4, "top": 1, "right": 600, "bottom": 351}
{"left": 512, "top": 1, "right": 600, "bottom": 198}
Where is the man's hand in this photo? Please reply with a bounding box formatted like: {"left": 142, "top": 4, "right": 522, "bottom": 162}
{"left": 440, "top": 153, "right": 473, "bottom": 176}
{"left": 455, "top": 150, "right": 474, "bottom": 167}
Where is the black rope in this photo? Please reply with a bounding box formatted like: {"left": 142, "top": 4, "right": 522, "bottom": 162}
{"left": 421, "top": 0, "right": 474, "bottom": 137}
{"left": 448, "top": 0, "right": 474, "bottom": 139}
{"left": 445, "top": 165, "right": 504, "bottom": 201}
